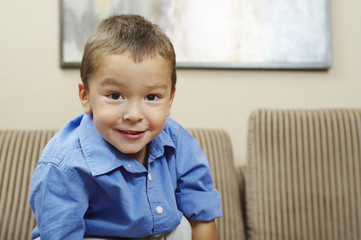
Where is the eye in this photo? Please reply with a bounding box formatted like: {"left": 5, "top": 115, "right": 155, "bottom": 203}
{"left": 146, "top": 94, "right": 159, "bottom": 101}
{"left": 108, "top": 93, "right": 122, "bottom": 100}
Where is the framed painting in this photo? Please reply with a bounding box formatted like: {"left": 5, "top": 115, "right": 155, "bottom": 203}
{"left": 60, "top": 0, "right": 332, "bottom": 69}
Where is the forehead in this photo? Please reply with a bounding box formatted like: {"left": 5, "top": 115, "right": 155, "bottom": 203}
{"left": 90, "top": 52, "right": 172, "bottom": 88}
{"left": 97, "top": 51, "right": 171, "bottom": 71}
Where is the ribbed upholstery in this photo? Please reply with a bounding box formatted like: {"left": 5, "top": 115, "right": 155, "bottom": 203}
{"left": 246, "top": 109, "right": 361, "bottom": 240}
{"left": 188, "top": 129, "right": 245, "bottom": 240}
{"left": 0, "top": 130, "right": 56, "bottom": 240}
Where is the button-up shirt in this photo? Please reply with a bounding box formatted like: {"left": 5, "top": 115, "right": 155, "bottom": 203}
{"left": 30, "top": 114, "right": 222, "bottom": 239}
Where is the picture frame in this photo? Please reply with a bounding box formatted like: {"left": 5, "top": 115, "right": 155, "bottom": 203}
{"left": 60, "top": 0, "right": 332, "bottom": 69}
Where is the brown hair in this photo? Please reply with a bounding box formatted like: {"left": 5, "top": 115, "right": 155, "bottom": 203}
{"left": 80, "top": 14, "right": 176, "bottom": 94}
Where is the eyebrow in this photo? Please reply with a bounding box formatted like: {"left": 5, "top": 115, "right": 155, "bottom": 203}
{"left": 100, "top": 78, "right": 168, "bottom": 90}
{"left": 145, "top": 83, "right": 168, "bottom": 90}
{"left": 100, "top": 78, "right": 123, "bottom": 87}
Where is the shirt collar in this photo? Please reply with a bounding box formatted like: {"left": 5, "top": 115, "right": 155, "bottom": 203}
{"left": 78, "top": 114, "right": 175, "bottom": 176}
{"left": 148, "top": 126, "right": 176, "bottom": 160}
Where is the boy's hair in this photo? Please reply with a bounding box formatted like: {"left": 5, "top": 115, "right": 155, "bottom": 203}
{"left": 80, "top": 14, "right": 176, "bottom": 94}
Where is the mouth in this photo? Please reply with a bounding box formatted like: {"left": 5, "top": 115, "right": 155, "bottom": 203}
{"left": 121, "top": 130, "right": 143, "bottom": 134}
{"left": 117, "top": 129, "right": 146, "bottom": 139}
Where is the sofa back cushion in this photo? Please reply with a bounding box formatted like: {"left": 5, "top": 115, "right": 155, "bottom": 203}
{"left": 0, "top": 130, "right": 56, "bottom": 240}
{"left": 246, "top": 109, "right": 361, "bottom": 240}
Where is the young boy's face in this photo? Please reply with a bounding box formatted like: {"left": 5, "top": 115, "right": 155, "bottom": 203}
{"left": 79, "top": 52, "right": 175, "bottom": 164}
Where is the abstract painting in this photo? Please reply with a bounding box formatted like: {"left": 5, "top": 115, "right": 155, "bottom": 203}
{"left": 60, "top": 0, "right": 332, "bottom": 69}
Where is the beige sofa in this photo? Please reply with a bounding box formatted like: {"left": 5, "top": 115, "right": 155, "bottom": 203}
{"left": 1, "top": 109, "right": 360, "bottom": 240}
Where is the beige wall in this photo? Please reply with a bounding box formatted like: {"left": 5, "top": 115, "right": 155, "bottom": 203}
{"left": 1, "top": 0, "right": 360, "bottom": 166}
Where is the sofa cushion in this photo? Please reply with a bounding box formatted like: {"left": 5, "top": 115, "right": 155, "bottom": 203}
{"left": 246, "top": 109, "right": 361, "bottom": 239}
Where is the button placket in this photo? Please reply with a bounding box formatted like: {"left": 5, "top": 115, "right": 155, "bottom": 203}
{"left": 146, "top": 157, "right": 167, "bottom": 235}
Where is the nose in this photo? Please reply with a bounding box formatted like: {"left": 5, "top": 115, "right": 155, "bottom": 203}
{"left": 123, "top": 101, "right": 144, "bottom": 122}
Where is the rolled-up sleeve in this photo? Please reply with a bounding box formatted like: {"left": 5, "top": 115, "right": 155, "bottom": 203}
{"left": 176, "top": 190, "right": 222, "bottom": 221}
{"left": 173, "top": 128, "right": 223, "bottom": 221}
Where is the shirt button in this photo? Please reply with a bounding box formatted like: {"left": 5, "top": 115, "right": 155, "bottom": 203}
{"left": 156, "top": 206, "right": 163, "bottom": 214}
{"left": 148, "top": 173, "right": 152, "bottom": 181}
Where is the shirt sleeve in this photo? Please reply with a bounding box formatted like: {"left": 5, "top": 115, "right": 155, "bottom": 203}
{"left": 30, "top": 160, "right": 90, "bottom": 240}
{"left": 173, "top": 127, "right": 223, "bottom": 221}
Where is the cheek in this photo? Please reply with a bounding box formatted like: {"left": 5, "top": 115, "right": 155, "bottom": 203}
{"left": 91, "top": 99, "right": 118, "bottom": 119}
{"left": 148, "top": 110, "right": 168, "bottom": 130}
{"left": 92, "top": 114, "right": 118, "bottom": 144}
{"left": 92, "top": 108, "right": 118, "bottom": 129}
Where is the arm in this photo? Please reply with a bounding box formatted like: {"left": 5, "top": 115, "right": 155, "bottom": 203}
{"left": 30, "top": 162, "right": 89, "bottom": 239}
{"left": 189, "top": 220, "right": 218, "bottom": 240}
{"left": 169, "top": 123, "right": 222, "bottom": 239}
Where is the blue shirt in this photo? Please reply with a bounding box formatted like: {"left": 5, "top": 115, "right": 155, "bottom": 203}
{"left": 29, "top": 114, "right": 222, "bottom": 239}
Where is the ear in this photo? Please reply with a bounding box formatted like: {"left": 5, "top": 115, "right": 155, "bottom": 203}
{"left": 78, "top": 82, "right": 92, "bottom": 114}
{"left": 167, "top": 88, "right": 176, "bottom": 116}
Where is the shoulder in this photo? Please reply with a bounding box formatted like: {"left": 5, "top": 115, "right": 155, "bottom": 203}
{"left": 33, "top": 115, "right": 96, "bottom": 193}
{"left": 163, "top": 117, "right": 194, "bottom": 143}
{"left": 37, "top": 115, "right": 91, "bottom": 181}
{"left": 41, "top": 115, "right": 82, "bottom": 160}
{"left": 163, "top": 117, "right": 182, "bottom": 133}
{"left": 160, "top": 117, "right": 201, "bottom": 154}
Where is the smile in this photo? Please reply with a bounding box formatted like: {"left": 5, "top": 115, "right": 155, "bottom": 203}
{"left": 123, "top": 130, "right": 143, "bottom": 134}
{"left": 117, "top": 130, "right": 146, "bottom": 139}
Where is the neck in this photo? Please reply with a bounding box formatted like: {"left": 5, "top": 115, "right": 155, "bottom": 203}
{"left": 130, "top": 145, "right": 149, "bottom": 168}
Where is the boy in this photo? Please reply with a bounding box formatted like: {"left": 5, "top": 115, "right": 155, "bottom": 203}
{"left": 30, "top": 15, "right": 222, "bottom": 239}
